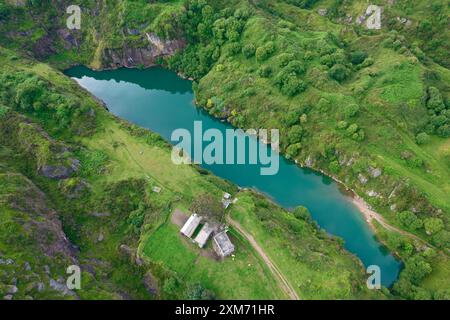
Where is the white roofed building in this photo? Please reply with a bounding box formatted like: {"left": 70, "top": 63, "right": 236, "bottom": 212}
{"left": 194, "top": 223, "right": 214, "bottom": 248}
{"left": 180, "top": 213, "right": 201, "bottom": 238}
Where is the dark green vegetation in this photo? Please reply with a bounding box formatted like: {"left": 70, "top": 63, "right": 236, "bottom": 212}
{"left": 0, "top": 0, "right": 449, "bottom": 299}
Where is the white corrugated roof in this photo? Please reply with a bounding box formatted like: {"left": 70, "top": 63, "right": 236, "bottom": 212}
{"left": 194, "top": 223, "right": 214, "bottom": 248}
{"left": 180, "top": 214, "right": 201, "bottom": 238}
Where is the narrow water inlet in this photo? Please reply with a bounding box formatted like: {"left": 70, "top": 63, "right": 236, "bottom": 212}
{"left": 65, "top": 65, "right": 402, "bottom": 287}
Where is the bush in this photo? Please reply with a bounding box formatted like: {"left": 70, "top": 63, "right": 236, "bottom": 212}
{"left": 343, "top": 104, "right": 360, "bottom": 118}
{"left": 288, "top": 125, "right": 303, "bottom": 144}
{"left": 0, "top": 105, "right": 9, "bottom": 118}
{"left": 284, "top": 60, "right": 306, "bottom": 75}
{"left": 276, "top": 53, "right": 295, "bottom": 67}
{"left": 423, "top": 218, "right": 444, "bottom": 235}
{"left": 397, "top": 211, "right": 423, "bottom": 230}
{"left": 329, "top": 160, "right": 340, "bottom": 174}
{"left": 0, "top": 2, "right": 11, "bottom": 19}
{"left": 350, "top": 51, "right": 368, "bottom": 65}
{"left": 256, "top": 42, "right": 275, "bottom": 61}
{"left": 280, "top": 76, "right": 306, "bottom": 96}
{"left": 293, "top": 206, "right": 311, "bottom": 221}
{"left": 258, "top": 65, "right": 273, "bottom": 78}
{"left": 426, "top": 87, "right": 445, "bottom": 112}
{"left": 403, "top": 255, "right": 432, "bottom": 285}
{"left": 346, "top": 123, "right": 359, "bottom": 135}
{"left": 185, "top": 283, "right": 216, "bottom": 300}
{"left": 329, "top": 64, "right": 351, "bottom": 82}
{"left": 286, "top": 143, "right": 301, "bottom": 159}
{"left": 242, "top": 44, "right": 256, "bottom": 58}
{"left": 14, "top": 77, "right": 44, "bottom": 111}
{"left": 415, "top": 132, "right": 430, "bottom": 145}
{"left": 227, "top": 42, "right": 241, "bottom": 56}
{"left": 256, "top": 46, "right": 269, "bottom": 61}
{"left": 361, "top": 57, "right": 375, "bottom": 68}
{"left": 337, "top": 120, "right": 348, "bottom": 129}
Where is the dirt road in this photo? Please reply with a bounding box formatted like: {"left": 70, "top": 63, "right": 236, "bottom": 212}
{"left": 227, "top": 218, "right": 300, "bottom": 300}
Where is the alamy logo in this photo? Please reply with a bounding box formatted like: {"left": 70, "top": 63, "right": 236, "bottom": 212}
{"left": 66, "top": 265, "right": 81, "bottom": 290}
{"left": 171, "top": 121, "right": 280, "bottom": 176}
{"left": 66, "top": 5, "right": 81, "bottom": 30}
{"left": 366, "top": 265, "right": 381, "bottom": 290}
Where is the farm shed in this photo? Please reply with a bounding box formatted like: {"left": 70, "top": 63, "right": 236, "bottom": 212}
{"left": 180, "top": 214, "right": 201, "bottom": 238}
{"left": 194, "top": 223, "right": 214, "bottom": 248}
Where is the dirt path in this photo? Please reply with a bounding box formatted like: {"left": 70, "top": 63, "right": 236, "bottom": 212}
{"left": 227, "top": 218, "right": 300, "bottom": 300}
{"left": 352, "top": 195, "right": 441, "bottom": 250}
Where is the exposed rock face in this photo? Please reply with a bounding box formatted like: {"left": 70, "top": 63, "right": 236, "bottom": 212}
{"left": 0, "top": 167, "right": 79, "bottom": 299}
{"left": 102, "top": 33, "right": 185, "bottom": 69}
{"left": 31, "top": 35, "right": 57, "bottom": 59}
{"left": 317, "top": 8, "right": 328, "bottom": 16}
{"left": 39, "top": 164, "right": 75, "bottom": 180}
{"left": 3, "top": 173, "right": 78, "bottom": 261}
{"left": 358, "top": 174, "right": 368, "bottom": 185}
{"left": 0, "top": 113, "right": 80, "bottom": 180}
{"left": 367, "top": 190, "right": 380, "bottom": 197}
{"left": 49, "top": 279, "right": 77, "bottom": 297}
{"left": 143, "top": 272, "right": 158, "bottom": 296}
{"left": 355, "top": 5, "right": 382, "bottom": 30}
{"left": 368, "top": 167, "right": 382, "bottom": 178}
{"left": 57, "top": 29, "right": 80, "bottom": 50}
{"left": 305, "top": 155, "right": 314, "bottom": 167}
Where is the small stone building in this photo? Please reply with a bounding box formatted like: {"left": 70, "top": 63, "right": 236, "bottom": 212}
{"left": 212, "top": 231, "right": 235, "bottom": 257}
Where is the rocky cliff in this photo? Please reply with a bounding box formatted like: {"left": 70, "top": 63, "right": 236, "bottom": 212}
{"left": 101, "top": 33, "right": 185, "bottom": 69}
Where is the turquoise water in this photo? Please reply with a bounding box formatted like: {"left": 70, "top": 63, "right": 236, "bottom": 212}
{"left": 66, "top": 66, "right": 401, "bottom": 287}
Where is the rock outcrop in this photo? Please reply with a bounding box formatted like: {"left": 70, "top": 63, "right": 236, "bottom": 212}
{"left": 101, "top": 33, "right": 185, "bottom": 69}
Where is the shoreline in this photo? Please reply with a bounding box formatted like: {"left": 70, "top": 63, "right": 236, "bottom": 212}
{"left": 67, "top": 63, "right": 403, "bottom": 266}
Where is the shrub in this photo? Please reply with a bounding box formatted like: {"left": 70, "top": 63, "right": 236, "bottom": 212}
{"left": 280, "top": 76, "right": 306, "bottom": 96}
{"left": 426, "top": 87, "right": 445, "bottom": 112}
{"left": 343, "top": 104, "right": 360, "bottom": 118}
{"left": 397, "top": 211, "right": 423, "bottom": 230}
{"left": 337, "top": 120, "right": 348, "bottom": 129}
{"left": 350, "top": 51, "right": 368, "bottom": 65}
{"left": 0, "top": 105, "right": 9, "bottom": 118}
{"left": 285, "top": 60, "right": 306, "bottom": 75}
{"left": 346, "top": 123, "right": 359, "bottom": 135}
{"left": 288, "top": 125, "right": 303, "bottom": 144}
{"left": 329, "top": 64, "right": 350, "bottom": 82}
{"left": 424, "top": 218, "right": 444, "bottom": 235}
{"left": 300, "top": 114, "right": 308, "bottom": 124}
{"left": 286, "top": 143, "right": 301, "bottom": 159}
{"left": 256, "top": 42, "right": 276, "bottom": 61}
{"left": 258, "top": 65, "right": 273, "bottom": 78}
{"left": 256, "top": 46, "right": 270, "bottom": 61}
{"left": 403, "top": 255, "right": 432, "bottom": 285}
{"left": 276, "top": 53, "right": 295, "bottom": 67}
{"left": 329, "top": 160, "right": 340, "bottom": 174}
{"left": 215, "top": 64, "right": 225, "bottom": 72}
{"left": 415, "top": 132, "right": 430, "bottom": 145}
{"left": 361, "top": 57, "right": 375, "bottom": 68}
{"left": 242, "top": 44, "right": 256, "bottom": 58}
{"left": 227, "top": 42, "right": 241, "bottom": 55}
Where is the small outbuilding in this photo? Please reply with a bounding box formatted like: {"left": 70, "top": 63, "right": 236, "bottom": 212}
{"left": 212, "top": 231, "right": 235, "bottom": 257}
{"left": 180, "top": 213, "right": 201, "bottom": 238}
{"left": 194, "top": 223, "right": 214, "bottom": 248}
